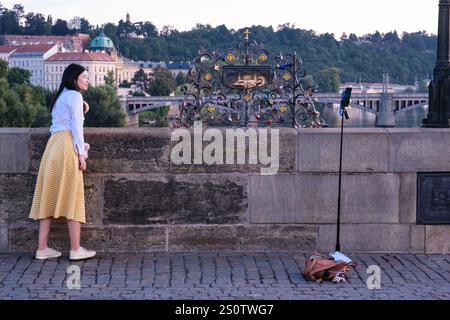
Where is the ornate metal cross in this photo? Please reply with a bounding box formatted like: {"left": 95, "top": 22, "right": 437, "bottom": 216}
{"left": 243, "top": 29, "right": 251, "bottom": 41}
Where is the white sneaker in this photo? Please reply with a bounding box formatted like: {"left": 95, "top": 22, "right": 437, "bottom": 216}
{"left": 69, "top": 247, "right": 96, "bottom": 261}
{"left": 35, "top": 247, "right": 62, "bottom": 260}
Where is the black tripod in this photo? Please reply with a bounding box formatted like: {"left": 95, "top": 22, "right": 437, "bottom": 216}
{"left": 336, "top": 88, "right": 352, "bottom": 252}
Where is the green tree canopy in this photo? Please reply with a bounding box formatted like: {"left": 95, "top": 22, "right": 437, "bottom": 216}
{"left": 24, "top": 12, "right": 51, "bottom": 35}
{"left": 131, "top": 68, "right": 149, "bottom": 92}
{"left": 147, "top": 67, "right": 176, "bottom": 96}
{"left": 52, "top": 19, "right": 69, "bottom": 35}
{"left": 314, "top": 68, "right": 341, "bottom": 93}
{"left": 175, "top": 72, "right": 188, "bottom": 86}
{"left": 0, "top": 60, "right": 8, "bottom": 78}
{"left": 104, "top": 70, "right": 115, "bottom": 87}
{"left": 83, "top": 85, "right": 126, "bottom": 127}
{"left": 139, "top": 106, "right": 170, "bottom": 127}
{"left": 7, "top": 67, "right": 31, "bottom": 87}
{"left": 0, "top": 80, "right": 51, "bottom": 127}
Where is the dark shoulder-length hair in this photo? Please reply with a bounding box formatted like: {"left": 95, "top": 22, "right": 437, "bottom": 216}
{"left": 50, "top": 63, "right": 86, "bottom": 111}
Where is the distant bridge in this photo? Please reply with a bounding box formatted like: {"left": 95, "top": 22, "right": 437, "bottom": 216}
{"left": 119, "top": 93, "right": 429, "bottom": 127}
{"left": 314, "top": 93, "right": 428, "bottom": 114}
{"left": 119, "top": 96, "right": 181, "bottom": 127}
{"left": 119, "top": 96, "right": 181, "bottom": 114}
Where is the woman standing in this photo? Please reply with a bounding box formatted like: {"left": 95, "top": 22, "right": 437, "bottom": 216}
{"left": 29, "top": 63, "right": 96, "bottom": 261}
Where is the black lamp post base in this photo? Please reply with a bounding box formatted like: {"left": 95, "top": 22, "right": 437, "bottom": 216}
{"left": 422, "top": 122, "right": 450, "bottom": 128}
{"left": 422, "top": 78, "right": 450, "bottom": 128}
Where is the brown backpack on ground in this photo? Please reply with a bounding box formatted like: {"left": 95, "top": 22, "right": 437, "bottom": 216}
{"left": 303, "top": 253, "right": 357, "bottom": 283}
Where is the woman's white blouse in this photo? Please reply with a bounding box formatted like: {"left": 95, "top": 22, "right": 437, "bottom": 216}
{"left": 50, "top": 88, "right": 86, "bottom": 156}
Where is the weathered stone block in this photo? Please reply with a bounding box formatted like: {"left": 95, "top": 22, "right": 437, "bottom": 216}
{"left": 318, "top": 224, "right": 411, "bottom": 253}
{"left": 279, "top": 129, "right": 297, "bottom": 173}
{"left": 84, "top": 128, "right": 171, "bottom": 173}
{"left": 411, "top": 225, "right": 425, "bottom": 253}
{"left": 8, "top": 224, "right": 38, "bottom": 252}
{"left": 103, "top": 175, "right": 248, "bottom": 225}
{"left": 169, "top": 128, "right": 295, "bottom": 174}
{"left": 250, "top": 174, "right": 400, "bottom": 224}
{"left": 169, "top": 226, "right": 239, "bottom": 252}
{"left": 0, "top": 175, "right": 32, "bottom": 223}
{"left": 86, "top": 226, "right": 167, "bottom": 253}
{"left": 0, "top": 175, "right": 6, "bottom": 223}
{"left": 250, "top": 174, "right": 326, "bottom": 223}
{"left": 168, "top": 225, "right": 318, "bottom": 252}
{"left": 298, "top": 128, "right": 389, "bottom": 173}
{"left": 388, "top": 128, "right": 450, "bottom": 172}
{"left": 399, "top": 173, "right": 417, "bottom": 224}
{"left": 333, "top": 174, "right": 400, "bottom": 224}
{"left": 261, "top": 128, "right": 296, "bottom": 173}
{"left": 30, "top": 128, "right": 50, "bottom": 172}
{"left": 0, "top": 128, "right": 30, "bottom": 174}
{"left": 237, "top": 225, "right": 318, "bottom": 252}
{"left": 9, "top": 226, "right": 166, "bottom": 253}
{"left": 0, "top": 224, "right": 8, "bottom": 252}
{"left": 83, "top": 175, "right": 103, "bottom": 226}
{"left": 425, "top": 225, "right": 450, "bottom": 254}
{"left": 3, "top": 174, "right": 102, "bottom": 226}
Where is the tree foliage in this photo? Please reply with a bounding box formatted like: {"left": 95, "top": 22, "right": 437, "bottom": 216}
{"left": 83, "top": 85, "right": 126, "bottom": 127}
{"left": 139, "top": 106, "right": 170, "bottom": 127}
{"left": 131, "top": 68, "right": 149, "bottom": 92}
{"left": 0, "top": 69, "right": 52, "bottom": 128}
{"left": 315, "top": 68, "right": 341, "bottom": 93}
{"left": 175, "top": 72, "right": 188, "bottom": 86}
{"left": 7, "top": 67, "right": 31, "bottom": 87}
{"left": 104, "top": 70, "right": 115, "bottom": 87}
{"left": 0, "top": 59, "right": 7, "bottom": 78}
{"left": 24, "top": 12, "right": 50, "bottom": 35}
{"left": 147, "top": 67, "right": 176, "bottom": 96}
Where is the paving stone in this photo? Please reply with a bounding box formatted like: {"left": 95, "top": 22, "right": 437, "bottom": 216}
{"left": 0, "top": 253, "right": 449, "bottom": 300}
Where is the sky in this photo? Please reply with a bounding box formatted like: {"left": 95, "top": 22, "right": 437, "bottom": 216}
{"left": 0, "top": 0, "right": 440, "bottom": 37}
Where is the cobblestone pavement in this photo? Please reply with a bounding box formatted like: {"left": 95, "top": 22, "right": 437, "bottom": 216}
{"left": 0, "top": 253, "right": 449, "bottom": 300}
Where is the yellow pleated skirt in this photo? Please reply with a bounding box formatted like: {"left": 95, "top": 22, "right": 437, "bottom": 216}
{"left": 29, "top": 131, "right": 86, "bottom": 223}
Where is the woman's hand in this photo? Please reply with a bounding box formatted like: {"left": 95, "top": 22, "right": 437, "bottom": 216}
{"left": 78, "top": 155, "right": 87, "bottom": 171}
{"left": 83, "top": 101, "right": 90, "bottom": 114}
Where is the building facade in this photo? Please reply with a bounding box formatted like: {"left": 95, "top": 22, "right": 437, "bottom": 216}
{"left": 116, "top": 58, "right": 141, "bottom": 85}
{"left": 8, "top": 44, "right": 62, "bottom": 87}
{"left": 45, "top": 52, "right": 116, "bottom": 90}
{"left": 90, "top": 32, "right": 141, "bottom": 86}
{"left": 3, "top": 32, "right": 189, "bottom": 93}
{"left": 0, "top": 45, "right": 17, "bottom": 62}
{"left": 166, "top": 62, "right": 191, "bottom": 77}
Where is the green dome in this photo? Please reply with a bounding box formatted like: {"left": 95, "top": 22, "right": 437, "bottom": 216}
{"left": 90, "top": 32, "right": 115, "bottom": 52}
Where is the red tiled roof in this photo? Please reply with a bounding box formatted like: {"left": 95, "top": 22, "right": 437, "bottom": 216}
{"left": 0, "top": 45, "right": 18, "bottom": 53}
{"left": 2, "top": 34, "right": 90, "bottom": 41}
{"left": 14, "top": 44, "right": 57, "bottom": 53}
{"left": 46, "top": 52, "right": 115, "bottom": 62}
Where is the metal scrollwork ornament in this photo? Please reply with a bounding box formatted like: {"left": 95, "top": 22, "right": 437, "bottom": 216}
{"left": 174, "top": 29, "right": 326, "bottom": 128}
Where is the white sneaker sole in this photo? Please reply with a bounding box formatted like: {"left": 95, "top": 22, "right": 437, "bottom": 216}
{"left": 35, "top": 253, "right": 62, "bottom": 260}
{"left": 69, "top": 253, "right": 96, "bottom": 261}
